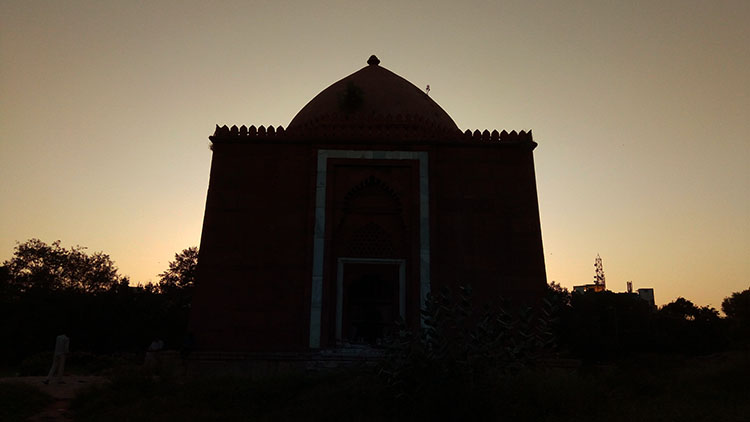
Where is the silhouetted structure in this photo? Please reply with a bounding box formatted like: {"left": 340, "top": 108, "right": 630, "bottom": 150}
{"left": 594, "top": 254, "right": 606, "bottom": 289}
{"left": 573, "top": 254, "right": 607, "bottom": 293}
{"left": 573, "top": 284, "right": 605, "bottom": 294}
{"left": 189, "top": 56, "right": 547, "bottom": 354}
{"left": 637, "top": 288, "right": 656, "bottom": 308}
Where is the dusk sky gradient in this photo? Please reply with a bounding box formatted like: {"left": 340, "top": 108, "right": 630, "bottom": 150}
{"left": 2, "top": 0, "right": 748, "bottom": 310}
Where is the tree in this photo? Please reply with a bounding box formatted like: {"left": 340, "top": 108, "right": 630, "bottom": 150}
{"left": 694, "top": 305, "right": 720, "bottom": 322}
{"left": 657, "top": 297, "right": 725, "bottom": 354}
{"left": 158, "top": 247, "right": 198, "bottom": 293}
{"left": 660, "top": 297, "right": 700, "bottom": 320}
{"left": 722, "top": 287, "right": 750, "bottom": 322}
{"left": 722, "top": 287, "right": 750, "bottom": 347}
{"left": 547, "top": 281, "right": 571, "bottom": 307}
{"left": 3, "top": 239, "right": 122, "bottom": 292}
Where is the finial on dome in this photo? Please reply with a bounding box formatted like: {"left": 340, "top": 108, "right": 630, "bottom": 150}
{"left": 367, "top": 55, "right": 380, "bottom": 66}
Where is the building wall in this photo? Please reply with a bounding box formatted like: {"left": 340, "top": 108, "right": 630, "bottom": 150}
{"left": 190, "top": 142, "right": 315, "bottom": 351}
{"left": 190, "top": 138, "right": 546, "bottom": 352}
{"left": 431, "top": 144, "right": 547, "bottom": 305}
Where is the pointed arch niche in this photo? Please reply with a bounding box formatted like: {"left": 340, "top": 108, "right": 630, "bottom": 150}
{"left": 309, "top": 150, "right": 429, "bottom": 349}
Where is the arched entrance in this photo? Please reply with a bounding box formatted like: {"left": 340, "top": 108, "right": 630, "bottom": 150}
{"left": 336, "top": 258, "right": 405, "bottom": 344}
{"left": 310, "top": 152, "right": 429, "bottom": 349}
{"left": 334, "top": 176, "right": 406, "bottom": 345}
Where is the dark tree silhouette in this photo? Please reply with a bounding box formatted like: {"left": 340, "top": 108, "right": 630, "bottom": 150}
{"left": 722, "top": 287, "right": 750, "bottom": 346}
{"left": 3, "top": 239, "right": 122, "bottom": 292}
{"left": 660, "top": 297, "right": 700, "bottom": 320}
{"left": 657, "top": 297, "right": 725, "bottom": 354}
{"left": 547, "top": 281, "right": 571, "bottom": 307}
{"left": 722, "top": 287, "right": 750, "bottom": 322}
{"left": 0, "top": 241, "right": 195, "bottom": 362}
{"left": 158, "top": 247, "right": 198, "bottom": 293}
{"left": 694, "top": 305, "right": 721, "bottom": 322}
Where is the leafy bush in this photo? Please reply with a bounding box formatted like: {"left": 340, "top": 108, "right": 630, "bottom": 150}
{"left": 379, "top": 285, "right": 558, "bottom": 405}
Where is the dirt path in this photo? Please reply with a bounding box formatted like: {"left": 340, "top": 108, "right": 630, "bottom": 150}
{"left": 0, "top": 376, "right": 108, "bottom": 421}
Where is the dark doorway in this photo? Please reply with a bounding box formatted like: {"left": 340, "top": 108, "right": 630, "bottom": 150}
{"left": 343, "top": 263, "right": 400, "bottom": 345}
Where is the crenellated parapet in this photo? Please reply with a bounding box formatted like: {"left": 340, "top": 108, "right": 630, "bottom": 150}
{"left": 209, "top": 122, "right": 534, "bottom": 146}
{"left": 211, "top": 124, "right": 286, "bottom": 140}
{"left": 461, "top": 129, "right": 533, "bottom": 143}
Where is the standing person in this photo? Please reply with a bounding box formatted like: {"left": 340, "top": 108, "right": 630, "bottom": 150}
{"left": 144, "top": 338, "right": 164, "bottom": 372}
{"left": 43, "top": 333, "right": 69, "bottom": 384}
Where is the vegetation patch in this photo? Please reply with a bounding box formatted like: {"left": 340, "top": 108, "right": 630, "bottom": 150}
{"left": 69, "top": 352, "right": 750, "bottom": 422}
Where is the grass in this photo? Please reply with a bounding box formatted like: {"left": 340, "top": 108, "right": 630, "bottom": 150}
{"left": 70, "top": 352, "right": 750, "bottom": 422}
{"left": 12, "top": 350, "right": 143, "bottom": 377}
{"left": 0, "top": 382, "right": 53, "bottom": 422}
{"left": 72, "top": 370, "right": 388, "bottom": 422}
{"left": 494, "top": 353, "right": 750, "bottom": 422}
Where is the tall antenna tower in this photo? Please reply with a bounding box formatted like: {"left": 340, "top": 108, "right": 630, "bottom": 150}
{"left": 594, "top": 254, "right": 606, "bottom": 290}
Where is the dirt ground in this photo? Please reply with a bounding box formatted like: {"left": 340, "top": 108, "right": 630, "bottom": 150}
{"left": 0, "top": 376, "right": 108, "bottom": 421}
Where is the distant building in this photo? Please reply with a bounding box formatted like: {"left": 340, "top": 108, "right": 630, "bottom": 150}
{"left": 573, "top": 284, "right": 606, "bottom": 294}
{"left": 637, "top": 288, "right": 656, "bottom": 308}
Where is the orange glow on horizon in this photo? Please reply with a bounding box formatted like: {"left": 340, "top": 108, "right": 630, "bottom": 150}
{"left": 1, "top": 1, "right": 748, "bottom": 310}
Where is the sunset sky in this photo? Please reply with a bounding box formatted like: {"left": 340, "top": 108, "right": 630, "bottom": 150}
{"left": 1, "top": 0, "right": 748, "bottom": 310}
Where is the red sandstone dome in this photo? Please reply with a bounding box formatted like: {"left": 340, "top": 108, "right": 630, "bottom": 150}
{"left": 287, "top": 55, "right": 459, "bottom": 136}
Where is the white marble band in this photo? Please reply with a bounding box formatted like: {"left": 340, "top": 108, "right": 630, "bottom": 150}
{"left": 309, "top": 150, "right": 430, "bottom": 348}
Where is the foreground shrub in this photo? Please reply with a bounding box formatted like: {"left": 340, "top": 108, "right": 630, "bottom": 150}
{"left": 69, "top": 352, "right": 750, "bottom": 421}
{"left": 379, "top": 285, "right": 558, "bottom": 410}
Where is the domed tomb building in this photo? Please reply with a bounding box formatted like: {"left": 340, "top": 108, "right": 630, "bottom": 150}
{"left": 190, "top": 56, "right": 547, "bottom": 352}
